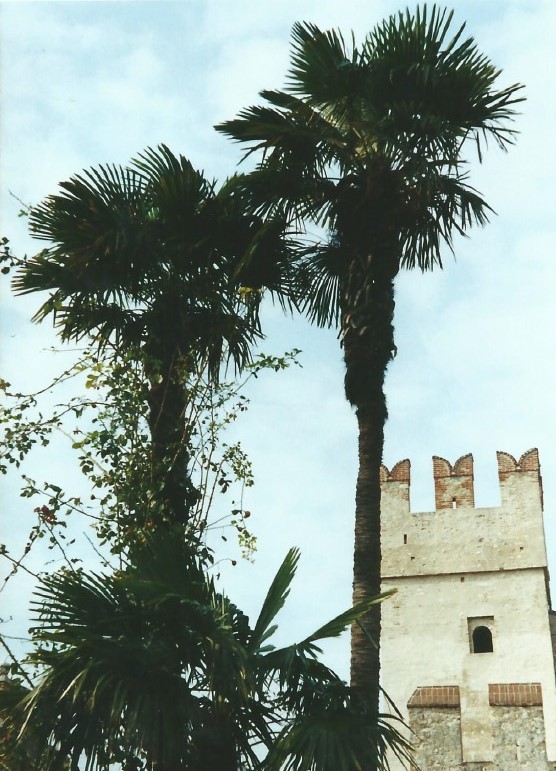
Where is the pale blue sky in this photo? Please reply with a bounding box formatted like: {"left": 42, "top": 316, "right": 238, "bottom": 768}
{"left": 1, "top": 0, "right": 555, "bottom": 678}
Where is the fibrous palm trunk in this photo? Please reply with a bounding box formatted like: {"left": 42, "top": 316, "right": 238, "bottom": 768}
{"left": 146, "top": 348, "right": 198, "bottom": 527}
{"left": 192, "top": 711, "right": 238, "bottom": 771}
{"left": 343, "top": 269, "right": 396, "bottom": 771}
{"left": 336, "top": 168, "right": 400, "bottom": 768}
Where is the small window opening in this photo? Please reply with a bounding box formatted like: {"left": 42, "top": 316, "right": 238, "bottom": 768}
{"left": 452, "top": 497, "right": 457, "bottom": 509}
{"left": 460, "top": 576, "right": 465, "bottom": 583}
{"left": 472, "top": 625, "right": 493, "bottom": 654}
{"left": 403, "top": 534, "right": 408, "bottom": 544}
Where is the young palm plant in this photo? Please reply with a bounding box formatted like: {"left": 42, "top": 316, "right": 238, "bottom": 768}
{"left": 12, "top": 534, "right": 410, "bottom": 770}
{"left": 12, "top": 146, "right": 296, "bottom": 528}
{"left": 216, "top": 4, "right": 524, "bottom": 735}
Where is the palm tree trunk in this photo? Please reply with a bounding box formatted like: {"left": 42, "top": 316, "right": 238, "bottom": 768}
{"left": 350, "top": 401, "right": 384, "bottom": 703}
{"left": 192, "top": 711, "right": 238, "bottom": 771}
{"left": 343, "top": 267, "right": 396, "bottom": 770}
{"left": 145, "top": 350, "right": 199, "bottom": 527}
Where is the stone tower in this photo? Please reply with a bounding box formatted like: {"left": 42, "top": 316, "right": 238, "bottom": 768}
{"left": 380, "top": 449, "right": 556, "bottom": 770}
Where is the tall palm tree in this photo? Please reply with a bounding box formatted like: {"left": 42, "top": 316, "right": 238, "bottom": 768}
{"left": 12, "top": 146, "right": 296, "bottom": 529}
{"left": 216, "top": 4, "right": 524, "bottom": 732}
{"left": 11, "top": 533, "right": 410, "bottom": 770}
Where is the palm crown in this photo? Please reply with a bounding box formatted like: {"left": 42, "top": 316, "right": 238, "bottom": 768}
{"left": 14, "top": 145, "right": 295, "bottom": 377}
{"left": 217, "top": 7, "right": 524, "bottom": 301}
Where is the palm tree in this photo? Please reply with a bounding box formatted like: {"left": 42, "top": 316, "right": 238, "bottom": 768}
{"left": 13, "top": 533, "right": 410, "bottom": 770}
{"left": 12, "top": 146, "right": 296, "bottom": 529}
{"left": 216, "top": 4, "right": 524, "bottom": 732}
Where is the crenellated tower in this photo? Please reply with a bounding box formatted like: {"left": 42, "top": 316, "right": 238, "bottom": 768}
{"left": 381, "top": 449, "right": 556, "bottom": 771}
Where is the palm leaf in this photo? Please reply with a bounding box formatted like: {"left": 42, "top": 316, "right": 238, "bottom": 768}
{"left": 287, "top": 21, "right": 357, "bottom": 106}
{"left": 400, "top": 165, "right": 493, "bottom": 270}
{"left": 19, "top": 539, "right": 409, "bottom": 769}
{"left": 362, "top": 5, "right": 524, "bottom": 157}
{"left": 263, "top": 676, "right": 413, "bottom": 771}
{"left": 250, "top": 547, "right": 300, "bottom": 651}
{"left": 296, "top": 243, "right": 343, "bottom": 328}
{"left": 300, "top": 590, "right": 395, "bottom": 649}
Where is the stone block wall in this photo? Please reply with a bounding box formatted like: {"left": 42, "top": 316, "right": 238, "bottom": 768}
{"left": 408, "top": 701, "right": 556, "bottom": 770}
{"left": 408, "top": 707, "right": 463, "bottom": 770}
{"left": 491, "top": 705, "right": 555, "bottom": 770}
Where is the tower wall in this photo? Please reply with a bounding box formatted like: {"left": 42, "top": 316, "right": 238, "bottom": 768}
{"left": 380, "top": 450, "right": 556, "bottom": 770}
{"left": 381, "top": 449, "right": 547, "bottom": 579}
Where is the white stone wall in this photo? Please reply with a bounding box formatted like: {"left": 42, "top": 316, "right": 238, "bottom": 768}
{"left": 381, "top": 474, "right": 546, "bottom": 579}
{"left": 382, "top": 569, "right": 556, "bottom": 767}
{"left": 380, "top": 451, "right": 556, "bottom": 770}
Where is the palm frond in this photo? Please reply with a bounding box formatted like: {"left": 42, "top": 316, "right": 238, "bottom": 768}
{"left": 265, "top": 716, "right": 412, "bottom": 771}
{"left": 296, "top": 243, "right": 344, "bottom": 329}
{"left": 217, "top": 95, "right": 345, "bottom": 179}
{"left": 231, "top": 164, "right": 335, "bottom": 228}
{"left": 27, "top": 163, "right": 157, "bottom": 297}
{"left": 264, "top": 678, "right": 413, "bottom": 771}
{"left": 400, "top": 165, "right": 493, "bottom": 270}
{"left": 260, "top": 591, "right": 396, "bottom": 699}
{"left": 362, "top": 5, "right": 524, "bottom": 158}
{"left": 19, "top": 538, "right": 410, "bottom": 769}
{"left": 301, "top": 590, "right": 395, "bottom": 650}
{"left": 250, "top": 547, "right": 300, "bottom": 651}
{"left": 133, "top": 144, "right": 218, "bottom": 238}
{"left": 287, "top": 21, "right": 356, "bottom": 105}
{"left": 22, "top": 537, "right": 229, "bottom": 769}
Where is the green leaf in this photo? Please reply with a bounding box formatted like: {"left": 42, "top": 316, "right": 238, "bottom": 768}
{"left": 250, "top": 547, "right": 300, "bottom": 650}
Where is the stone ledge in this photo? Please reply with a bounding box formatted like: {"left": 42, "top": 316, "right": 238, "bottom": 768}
{"left": 408, "top": 685, "right": 461, "bottom": 708}
{"left": 489, "top": 682, "right": 543, "bottom": 706}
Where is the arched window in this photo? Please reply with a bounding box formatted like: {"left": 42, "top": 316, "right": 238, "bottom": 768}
{"left": 472, "top": 625, "right": 493, "bottom": 653}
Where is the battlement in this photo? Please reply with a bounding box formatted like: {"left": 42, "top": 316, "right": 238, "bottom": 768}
{"left": 381, "top": 449, "right": 547, "bottom": 579}
{"left": 381, "top": 448, "right": 542, "bottom": 513}
{"left": 433, "top": 453, "right": 475, "bottom": 508}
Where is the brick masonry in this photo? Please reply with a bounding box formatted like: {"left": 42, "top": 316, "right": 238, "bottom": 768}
{"left": 408, "top": 686, "right": 461, "bottom": 708}
{"left": 489, "top": 682, "right": 543, "bottom": 706}
{"left": 432, "top": 453, "right": 475, "bottom": 509}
